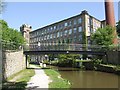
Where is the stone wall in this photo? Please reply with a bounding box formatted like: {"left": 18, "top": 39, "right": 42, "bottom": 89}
{"left": 2, "top": 50, "right": 26, "bottom": 80}
{"left": 103, "top": 51, "right": 120, "bottom": 65}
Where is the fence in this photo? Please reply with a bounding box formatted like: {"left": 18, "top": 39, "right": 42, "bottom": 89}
{"left": 1, "top": 40, "right": 120, "bottom": 52}
{"left": 25, "top": 43, "right": 120, "bottom": 51}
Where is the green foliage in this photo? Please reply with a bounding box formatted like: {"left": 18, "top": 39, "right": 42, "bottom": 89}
{"left": 1, "top": 20, "right": 25, "bottom": 50}
{"left": 91, "top": 26, "right": 116, "bottom": 50}
{"left": 116, "top": 20, "right": 120, "bottom": 37}
{"left": 0, "top": 19, "right": 8, "bottom": 30}
{"left": 57, "top": 54, "right": 80, "bottom": 67}
{"left": 91, "top": 26, "right": 115, "bottom": 46}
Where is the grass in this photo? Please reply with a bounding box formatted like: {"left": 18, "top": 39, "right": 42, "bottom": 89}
{"left": 44, "top": 69, "right": 71, "bottom": 89}
{"left": 29, "top": 63, "right": 41, "bottom": 68}
{"left": 3, "top": 69, "right": 35, "bottom": 90}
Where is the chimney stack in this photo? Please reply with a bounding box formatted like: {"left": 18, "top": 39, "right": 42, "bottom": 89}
{"left": 105, "top": 0, "right": 118, "bottom": 44}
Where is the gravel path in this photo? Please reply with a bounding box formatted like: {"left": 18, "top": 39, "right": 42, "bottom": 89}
{"left": 26, "top": 69, "right": 51, "bottom": 90}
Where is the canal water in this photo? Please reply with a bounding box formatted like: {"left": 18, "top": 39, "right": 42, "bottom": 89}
{"left": 49, "top": 66, "right": 119, "bottom": 88}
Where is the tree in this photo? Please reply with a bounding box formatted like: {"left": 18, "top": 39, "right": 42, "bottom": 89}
{"left": 91, "top": 26, "right": 115, "bottom": 49}
{"left": 116, "top": 20, "right": 120, "bottom": 37}
{"left": 1, "top": 20, "right": 25, "bottom": 50}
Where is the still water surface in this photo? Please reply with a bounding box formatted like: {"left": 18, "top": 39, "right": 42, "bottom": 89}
{"left": 49, "top": 66, "right": 119, "bottom": 88}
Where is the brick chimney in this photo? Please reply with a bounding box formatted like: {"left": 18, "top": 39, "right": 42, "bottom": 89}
{"left": 105, "top": 0, "right": 118, "bottom": 44}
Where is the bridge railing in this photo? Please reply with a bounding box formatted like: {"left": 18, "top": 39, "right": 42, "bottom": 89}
{"left": 23, "top": 43, "right": 120, "bottom": 51}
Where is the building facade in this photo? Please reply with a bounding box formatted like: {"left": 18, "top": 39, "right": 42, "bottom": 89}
{"left": 29, "top": 10, "right": 105, "bottom": 50}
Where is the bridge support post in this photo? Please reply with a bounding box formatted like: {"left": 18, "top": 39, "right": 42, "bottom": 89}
{"left": 25, "top": 55, "right": 28, "bottom": 69}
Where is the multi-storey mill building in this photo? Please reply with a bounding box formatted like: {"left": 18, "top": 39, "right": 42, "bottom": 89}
{"left": 29, "top": 10, "right": 105, "bottom": 49}
{"left": 20, "top": 10, "right": 106, "bottom": 62}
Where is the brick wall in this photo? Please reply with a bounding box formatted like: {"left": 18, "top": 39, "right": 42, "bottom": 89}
{"left": 2, "top": 50, "right": 26, "bottom": 80}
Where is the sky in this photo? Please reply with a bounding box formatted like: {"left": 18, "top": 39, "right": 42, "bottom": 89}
{"left": 1, "top": 1, "right": 119, "bottom": 31}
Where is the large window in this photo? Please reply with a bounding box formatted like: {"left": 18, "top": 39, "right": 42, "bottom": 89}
{"left": 79, "top": 35, "right": 82, "bottom": 41}
{"left": 57, "top": 32, "right": 60, "bottom": 37}
{"left": 78, "top": 18, "right": 82, "bottom": 24}
{"left": 69, "top": 29, "right": 72, "bottom": 34}
{"left": 53, "top": 33, "right": 56, "bottom": 38}
{"left": 78, "top": 26, "right": 82, "bottom": 32}
{"left": 90, "top": 18, "right": 93, "bottom": 25}
{"left": 44, "top": 29, "right": 46, "bottom": 34}
{"left": 69, "top": 21, "right": 72, "bottom": 26}
{"left": 54, "top": 26, "right": 56, "bottom": 30}
{"left": 65, "top": 22, "right": 68, "bottom": 27}
{"left": 60, "top": 32, "right": 62, "bottom": 37}
{"left": 73, "top": 36, "right": 77, "bottom": 42}
{"left": 74, "top": 19, "right": 77, "bottom": 25}
{"left": 73, "top": 28, "right": 77, "bottom": 33}
{"left": 64, "top": 30, "right": 68, "bottom": 36}
{"left": 50, "top": 34, "right": 52, "bottom": 39}
{"left": 44, "top": 36, "right": 46, "bottom": 40}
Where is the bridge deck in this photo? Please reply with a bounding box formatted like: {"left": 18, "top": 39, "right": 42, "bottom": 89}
{"left": 23, "top": 50, "right": 106, "bottom": 55}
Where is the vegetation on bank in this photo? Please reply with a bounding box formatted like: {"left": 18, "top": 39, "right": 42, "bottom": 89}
{"left": 44, "top": 69, "right": 71, "bottom": 88}
{"left": 3, "top": 69, "right": 35, "bottom": 89}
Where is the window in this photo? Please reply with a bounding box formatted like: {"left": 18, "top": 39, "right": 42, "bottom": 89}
{"left": 44, "top": 36, "right": 46, "bottom": 40}
{"left": 53, "top": 33, "right": 56, "bottom": 38}
{"left": 51, "top": 27, "right": 53, "bottom": 30}
{"left": 61, "top": 24, "right": 64, "bottom": 29}
{"left": 42, "top": 30, "right": 44, "bottom": 35}
{"left": 88, "top": 27, "right": 90, "bottom": 33}
{"left": 57, "top": 32, "right": 60, "bottom": 37}
{"left": 41, "top": 37, "right": 43, "bottom": 41}
{"left": 73, "top": 28, "right": 77, "bottom": 33}
{"left": 64, "top": 30, "right": 68, "bottom": 36}
{"left": 74, "top": 19, "right": 77, "bottom": 25}
{"left": 57, "top": 25, "right": 59, "bottom": 30}
{"left": 69, "top": 21, "right": 72, "bottom": 26}
{"left": 59, "top": 24, "right": 62, "bottom": 30}
{"left": 50, "top": 34, "right": 52, "bottom": 39}
{"left": 88, "top": 18, "right": 90, "bottom": 25}
{"left": 44, "top": 29, "right": 46, "bottom": 34}
{"left": 94, "top": 21, "right": 97, "bottom": 28}
{"left": 90, "top": 18, "right": 93, "bottom": 25}
{"left": 78, "top": 26, "right": 82, "bottom": 32}
{"left": 54, "top": 26, "right": 56, "bottom": 30}
{"left": 79, "top": 35, "right": 82, "bottom": 41}
{"left": 73, "top": 36, "right": 77, "bottom": 42}
{"left": 69, "top": 29, "right": 72, "bottom": 34}
{"left": 78, "top": 18, "right": 82, "bottom": 24}
{"left": 60, "top": 32, "right": 63, "bottom": 37}
{"left": 65, "top": 22, "right": 68, "bottom": 27}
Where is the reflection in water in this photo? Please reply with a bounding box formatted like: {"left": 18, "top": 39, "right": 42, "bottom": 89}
{"left": 59, "top": 71, "right": 119, "bottom": 88}
{"left": 49, "top": 66, "right": 119, "bottom": 88}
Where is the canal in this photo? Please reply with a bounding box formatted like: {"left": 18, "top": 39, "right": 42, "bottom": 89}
{"left": 49, "top": 66, "right": 119, "bottom": 88}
